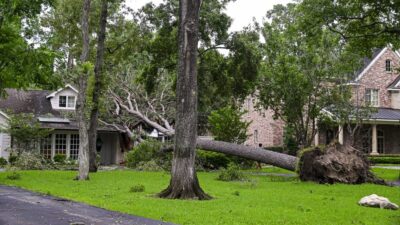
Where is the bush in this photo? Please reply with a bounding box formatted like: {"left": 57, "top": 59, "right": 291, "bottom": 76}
{"left": 0, "top": 157, "right": 7, "bottom": 167}
{"left": 196, "top": 150, "right": 230, "bottom": 170}
{"left": 53, "top": 154, "right": 66, "bottom": 163}
{"left": 6, "top": 171, "right": 21, "bottom": 180}
{"left": 265, "top": 146, "right": 285, "bottom": 153}
{"left": 8, "top": 154, "right": 18, "bottom": 165}
{"left": 125, "top": 140, "right": 170, "bottom": 170}
{"left": 217, "top": 163, "right": 247, "bottom": 181}
{"left": 129, "top": 184, "right": 145, "bottom": 193}
{"left": 14, "top": 152, "right": 43, "bottom": 170}
{"left": 368, "top": 156, "right": 400, "bottom": 164}
{"left": 136, "top": 160, "right": 163, "bottom": 171}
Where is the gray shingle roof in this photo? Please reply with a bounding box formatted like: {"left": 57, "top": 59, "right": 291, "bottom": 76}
{"left": 387, "top": 75, "right": 400, "bottom": 90}
{"left": 0, "top": 89, "right": 60, "bottom": 116}
{"left": 369, "top": 108, "right": 400, "bottom": 121}
{"left": 0, "top": 89, "right": 120, "bottom": 132}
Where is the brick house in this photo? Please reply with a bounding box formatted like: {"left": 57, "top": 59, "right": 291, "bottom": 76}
{"left": 316, "top": 47, "right": 400, "bottom": 155}
{"left": 241, "top": 95, "right": 284, "bottom": 148}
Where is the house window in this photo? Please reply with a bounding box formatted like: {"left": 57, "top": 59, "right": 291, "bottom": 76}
{"left": 40, "top": 135, "right": 52, "bottom": 159}
{"left": 254, "top": 130, "right": 258, "bottom": 144}
{"left": 55, "top": 134, "right": 67, "bottom": 155}
{"left": 385, "top": 60, "right": 392, "bottom": 72}
{"left": 59, "top": 96, "right": 76, "bottom": 109}
{"left": 365, "top": 89, "right": 379, "bottom": 106}
{"left": 377, "top": 130, "right": 384, "bottom": 154}
{"left": 59, "top": 96, "right": 67, "bottom": 107}
{"left": 70, "top": 134, "right": 79, "bottom": 160}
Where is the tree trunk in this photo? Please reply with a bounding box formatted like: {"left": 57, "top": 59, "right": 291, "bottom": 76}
{"left": 158, "top": 0, "right": 210, "bottom": 200}
{"left": 76, "top": 0, "right": 91, "bottom": 181}
{"left": 88, "top": 0, "right": 108, "bottom": 173}
{"left": 196, "top": 139, "right": 297, "bottom": 171}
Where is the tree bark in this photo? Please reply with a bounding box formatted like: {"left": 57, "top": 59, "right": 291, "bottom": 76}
{"left": 88, "top": 0, "right": 108, "bottom": 173}
{"left": 158, "top": 0, "right": 210, "bottom": 200}
{"left": 196, "top": 139, "right": 297, "bottom": 171}
{"left": 76, "top": 0, "right": 91, "bottom": 181}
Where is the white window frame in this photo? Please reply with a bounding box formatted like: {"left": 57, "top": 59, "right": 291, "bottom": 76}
{"left": 365, "top": 89, "right": 379, "bottom": 107}
{"left": 254, "top": 130, "right": 258, "bottom": 144}
{"left": 59, "top": 95, "right": 76, "bottom": 109}
{"left": 385, "top": 59, "right": 392, "bottom": 72}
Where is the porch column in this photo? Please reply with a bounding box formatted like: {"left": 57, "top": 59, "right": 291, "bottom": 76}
{"left": 371, "top": 124, "right": 379, "bottom": 155}
{"left": 338, "top": 125, "right": 344, "bottom": 145}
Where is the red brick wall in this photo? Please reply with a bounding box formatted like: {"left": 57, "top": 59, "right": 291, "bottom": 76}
{"left": 241, "top": 97, "right": 284, "bottom": 147}
{"left": 352, "top": 48, "right": 400, "bottom": 107}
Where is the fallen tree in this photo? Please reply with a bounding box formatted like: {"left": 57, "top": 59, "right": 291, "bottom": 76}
{"left": 105, "top": 81, "right": 385, "bottom": 184}
{"left": 196, "top": 139, "right": 297, "bottom": 171}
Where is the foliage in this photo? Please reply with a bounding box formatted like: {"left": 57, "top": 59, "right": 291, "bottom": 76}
{"left": 258, "top": 3, "right": 360, "bottom": 147}
{"left": 1, "top": 170, "right": 398, "bottom": 225}
{"left": 196, "top": 150, "right": 230, "bottom": 170}
{"left": 217, "top": 163, "right": 247, "bottom": 182}
{"left": 53, "top": 154, "right": 66, "bottom": 163}
{"left": 0, "top": 0, "right": 59, "bottom": 94}
{"left": 14, "top": 152, "right": 43, "bottom": 170}
{"left": 8, "top": 154, "right": 18, "bottom": 165}
{"left": 136, "top": 160, "right": 164, "bottom": 172}
{"left": 6, "top": 172, "right": 21, "bottom": 180}
{"left": 0, "top": 157, "right": 7, "bottom": 167}
{"left": 129, "top": 184, "right": 145, "bottom": 193}
{"left": 299, "top": 0, "right": 400, "bottom": 54}
{"left": 125, "top": 140, "right": 169, "bottom": 170}
{"left": 1, "top": 114, "right": 52, "bottom": 153}
{"left": 208, "top": 106, "right": 251, "bottom": 144}
{"left": 368, "top": 156, "right": 400, "bottom": 165}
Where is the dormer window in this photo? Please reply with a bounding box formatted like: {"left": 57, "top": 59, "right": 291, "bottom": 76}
{"left": 365, "top": 89, "right": 379, "bottom": 107}
{"left": 385, "top": 60, "right": 392, "bottom": 72}
{"left": 59, "top": 96, "right": 76, "bottom": 109}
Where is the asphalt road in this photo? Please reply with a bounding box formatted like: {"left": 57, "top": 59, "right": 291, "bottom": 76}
{"left": 0, "top": 185, "right": 173, "bottom": 225}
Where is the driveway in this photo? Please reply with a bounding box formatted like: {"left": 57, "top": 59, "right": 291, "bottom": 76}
{"left": 0, "top": 185, "right": 173, "bottom": 225}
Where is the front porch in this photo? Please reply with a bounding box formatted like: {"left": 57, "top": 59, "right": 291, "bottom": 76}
{"left": 316, "top": 124, "right": 400, "bottom": 155}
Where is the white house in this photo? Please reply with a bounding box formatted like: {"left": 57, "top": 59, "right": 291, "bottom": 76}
{"left": 0, "top": 85, "right": 126, "bottom": 164}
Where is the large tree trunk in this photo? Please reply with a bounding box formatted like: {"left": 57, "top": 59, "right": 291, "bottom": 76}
{"left": 158, "top": 0, "right": 210, "bottom": 200}
{"left": 76, "top": 0, "right": 91, "bottom": 181}
{"left": 88, "top": 0, "right": 108, "bottom": 173}
{"left": 196, "top": 139, "right": 297, "bottom": 171}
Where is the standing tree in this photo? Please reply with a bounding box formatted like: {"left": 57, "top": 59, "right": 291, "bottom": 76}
{"left": 88, "top": 0, "right": 108, "bottom": 172}
{"left": 158, "top": 0, "right": 211, "bottom": 200}
{"left": 76, "top": 0, "right": 92, "bottom": 180}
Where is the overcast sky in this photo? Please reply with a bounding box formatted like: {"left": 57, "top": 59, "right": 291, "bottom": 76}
{"left": 125, "top": 0, "right": 293, "bottom": 32}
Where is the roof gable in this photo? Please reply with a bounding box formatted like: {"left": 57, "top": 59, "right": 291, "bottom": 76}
{"left": 46, "top": 84, "right": 78, "bottom": 99}
{"left": 355, "top": 48, "right": 400, "bottom": 82}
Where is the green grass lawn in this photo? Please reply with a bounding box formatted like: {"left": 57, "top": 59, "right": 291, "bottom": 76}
{"left": 0, "top": 170, "right": 399, "bottom": 225}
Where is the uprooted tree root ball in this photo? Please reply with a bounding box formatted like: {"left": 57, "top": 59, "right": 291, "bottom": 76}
{"left": 298, "top": 142, "right": 385, "bottom": 185}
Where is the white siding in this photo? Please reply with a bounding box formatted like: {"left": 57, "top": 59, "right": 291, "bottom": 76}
{"left": 49, "top": 88, "right": 78, "bottom": 110}
{"left": 391, "top": 92, "right": 400, "bottom": 109}
{"left": 0, "top": 112, "right": 11, "bottom": 159}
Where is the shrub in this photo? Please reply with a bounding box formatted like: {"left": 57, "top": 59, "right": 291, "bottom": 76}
{"left": 53, "top": 154, "right": 66, "bottom": 163}
{"left": 265, "top": 146, "right": 285, "bottom": 153}
{"left": 125, "top": 140, "right": 170, "bottom": 170}
{"left": 196, "top": 150, "right": 230, "bottom": 170}
{"left": 8, "top": 154, "right": 18, "bottom": 165}
{"left": 368, "top": 156, "right": 400, "bottom": 164}
{"left": 0, "top": 157, "right": 7, "bottom": 167}
{"left": 129, "top": 184, "right": 145, "bottom": 193}
{"left": 7, "top": 172, "right": 21, "bottom": 180}
{"left": 217, "top": 163, "right": 247, "bottom": 181}
{"left": 14, "top": 152, "right": 43, "bottom": 170}
{"left": 136, "top": 160, "right": 163, "bottom": 171}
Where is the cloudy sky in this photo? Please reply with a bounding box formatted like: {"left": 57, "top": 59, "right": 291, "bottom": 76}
{"left": 125, "top": 0, "right": 293, "bottom": 32}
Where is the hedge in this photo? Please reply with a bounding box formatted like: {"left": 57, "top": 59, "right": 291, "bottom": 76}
{"left": 368, "top": 156, "right": 400, "bottom": 164}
